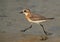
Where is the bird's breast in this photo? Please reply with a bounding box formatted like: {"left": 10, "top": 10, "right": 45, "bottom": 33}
{"left": 26, "top": 16, "right": 32, "bottom": 22}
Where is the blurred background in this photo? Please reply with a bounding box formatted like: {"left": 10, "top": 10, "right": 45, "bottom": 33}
{"left": 0, "top": 0, "right": 60, "bottom": 42}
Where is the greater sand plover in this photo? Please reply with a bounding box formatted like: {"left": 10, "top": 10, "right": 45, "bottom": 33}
{"left": 19, "top": 8, "right": 54, "bottom": 35}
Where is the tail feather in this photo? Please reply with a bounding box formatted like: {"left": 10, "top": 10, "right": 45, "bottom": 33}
{"left": 46, "top": 18, "right": 54, "bottom": 20}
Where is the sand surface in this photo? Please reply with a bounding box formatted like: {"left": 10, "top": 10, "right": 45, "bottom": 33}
{"left": 0, "top": 0, "right": 60, "bottom": 42}
{"left": 0, "top": 32, "right": 60, "bottom": 42}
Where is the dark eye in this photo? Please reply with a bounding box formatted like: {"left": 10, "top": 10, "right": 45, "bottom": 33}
{"left": 24, "top": 10, "right": 26, "bottom": 12}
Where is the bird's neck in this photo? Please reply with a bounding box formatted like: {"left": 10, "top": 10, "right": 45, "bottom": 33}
{"left": 26, "top": 13, "right": 31, "bottom": 17}
{"left": 25, "top": 13, "right": 31, "bottom": 17}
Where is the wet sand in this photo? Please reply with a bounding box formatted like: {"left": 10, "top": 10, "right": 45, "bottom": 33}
{"left": 0, "top": 0, "right": 60, "bottom": 42}
{"left": 0, "top": 32, "right": 60, "bottom": 42}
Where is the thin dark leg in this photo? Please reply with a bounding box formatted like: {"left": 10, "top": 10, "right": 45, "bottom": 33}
{"left": 20, "top": 25, "right": 32, "bottom": 32}
{"left": 40, "top": 24, "right": 47, "bottom": 35}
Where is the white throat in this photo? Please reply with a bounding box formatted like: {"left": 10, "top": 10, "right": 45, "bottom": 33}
{"left": 24, "top": 13, "right": 28, "bottom": 16}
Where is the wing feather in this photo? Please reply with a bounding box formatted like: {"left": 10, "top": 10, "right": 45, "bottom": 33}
{"left": 29, "top": 14, "right": 46, "bottom": 21}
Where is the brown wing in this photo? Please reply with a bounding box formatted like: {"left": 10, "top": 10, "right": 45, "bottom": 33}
{"left": 29, "top": 14, "right": 47, "bottom": 21}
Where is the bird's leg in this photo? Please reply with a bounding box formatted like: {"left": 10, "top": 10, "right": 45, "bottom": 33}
{"left": 20, "top": 24, "right": 32, "bottom": 32}
{"left": 39, "top": 24, "right": 47, "bottom": 35}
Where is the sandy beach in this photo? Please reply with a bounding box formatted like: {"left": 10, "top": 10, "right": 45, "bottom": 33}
{"left": 0, "top": 0, "right": 60, "bottom": 42}
{"left": 0, "top": 32, "right": 60, "bottom": 42}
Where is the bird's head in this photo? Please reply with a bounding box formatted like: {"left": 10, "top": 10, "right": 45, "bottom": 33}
{"left": 20, "top": 8, "right": 31, "bottom": 16}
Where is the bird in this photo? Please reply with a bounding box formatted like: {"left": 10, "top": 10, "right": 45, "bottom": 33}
{"left": 19, "top": 8, "right": 54, "bottom": 35}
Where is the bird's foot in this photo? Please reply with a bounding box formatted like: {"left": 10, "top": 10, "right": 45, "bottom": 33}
{"left": 46, "top": 32, "right": 53, "bottom": 36}
{"left": 44, "top": 31, "right": 53, "bottom": 36}
{"left": 20, "top": 30, "right": 26, "bottom": 32}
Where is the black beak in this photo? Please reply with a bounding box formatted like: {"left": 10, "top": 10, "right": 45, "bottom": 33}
{"left": 20, "top": 11, "right": 23, "bottom": 13}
